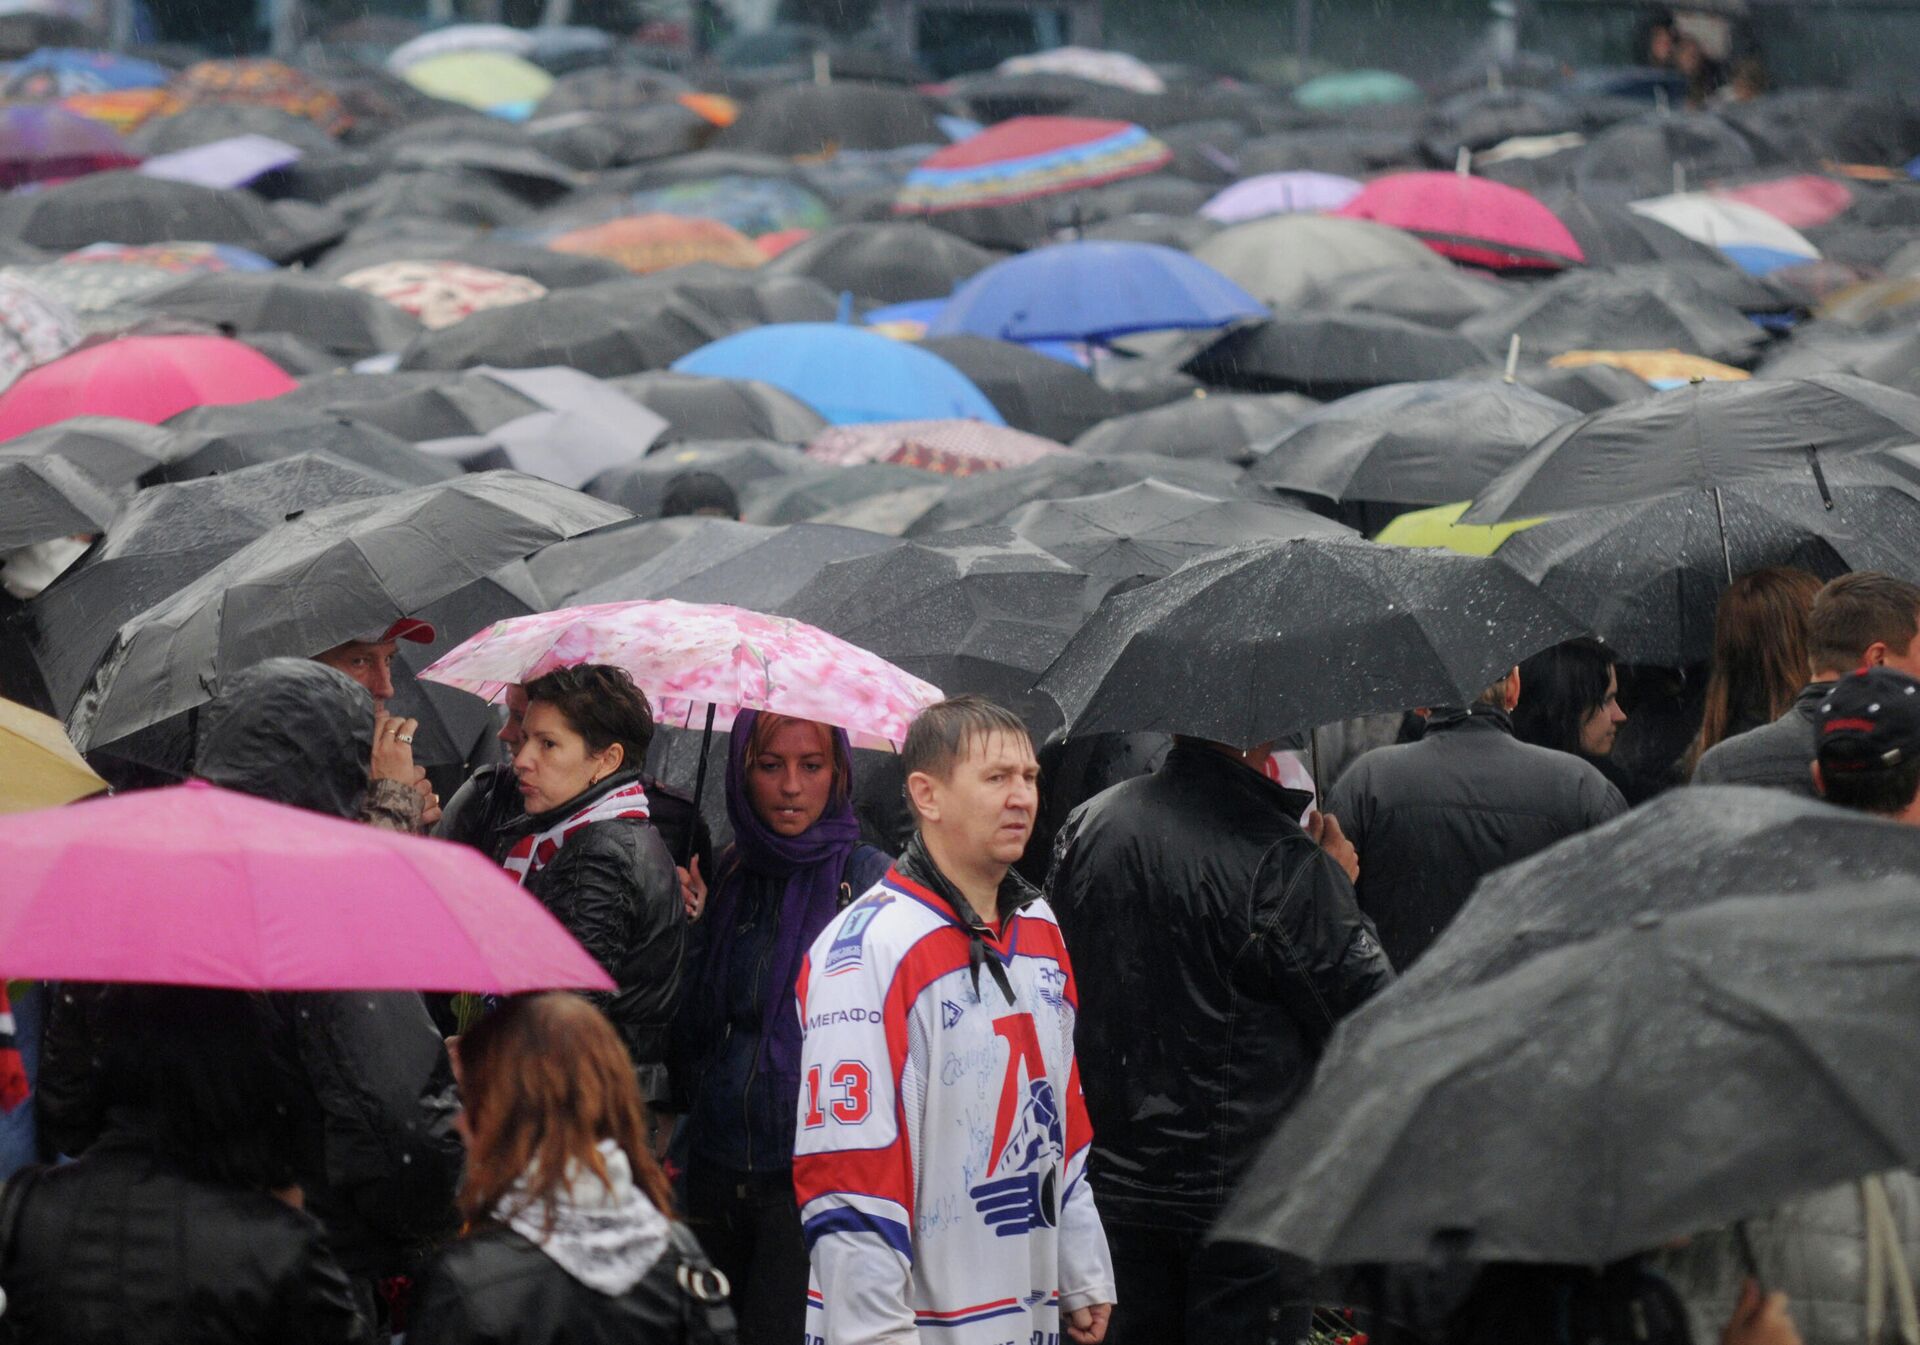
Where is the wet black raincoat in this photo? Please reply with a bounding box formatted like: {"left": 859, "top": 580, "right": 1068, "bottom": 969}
{"left": 1046, "top": 741, "right": 1394, "bottom": 1232}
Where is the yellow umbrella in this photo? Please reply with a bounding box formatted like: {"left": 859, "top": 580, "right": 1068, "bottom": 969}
{"left": 1, "top": 697, "right": 105, "bottom": 814}
{"left": 400, "top": 51, "right": 553, "bottom": 115}
{"left": 1375, "top": 501, "right": 1544, "bottom": 557}
{"left": 1549, "top": 349, "right": 1750, "bottom": 383}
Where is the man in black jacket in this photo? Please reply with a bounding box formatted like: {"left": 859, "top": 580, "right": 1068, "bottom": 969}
{"left": 1046, "top": 737, "right": 1393, "bottom": 1345}
{"left": 1326, "top": 666, "right": 1627, "bottom": 971}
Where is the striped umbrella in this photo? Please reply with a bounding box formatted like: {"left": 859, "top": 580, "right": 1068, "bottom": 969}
{"left": 895, "top": 116, "right": 1170, "bottom": 216}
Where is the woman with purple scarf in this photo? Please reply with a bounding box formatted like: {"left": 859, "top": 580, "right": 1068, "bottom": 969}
{"left": 670, "top": 709, "right": 891, "bottom": 1345}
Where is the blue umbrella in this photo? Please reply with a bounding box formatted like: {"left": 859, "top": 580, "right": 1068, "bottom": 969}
{"left": 929, "top": 240, "right": 1267, "bottom": 344}
{"left": 672, "top": 323, "right": 1005, "bottom": 426}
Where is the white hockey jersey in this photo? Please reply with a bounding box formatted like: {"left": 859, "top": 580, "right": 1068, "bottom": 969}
{"left": 794, "top": 866, "right": 1115, "bottom": 1345}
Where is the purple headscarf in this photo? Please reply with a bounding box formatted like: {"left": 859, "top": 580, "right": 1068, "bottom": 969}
{"left": 699, "top": 709, "right": 863, "bottom": 1089}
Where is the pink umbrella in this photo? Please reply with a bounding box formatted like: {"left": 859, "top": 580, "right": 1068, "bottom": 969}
{"left": 804, "top": 419, "right": 1069, "bottom": 476}
{"left": 0, "top": 332, "right": 295, "bottom": 437}
{"left": 1336, "top": 171, "right": 1585, "bottom": 271}
{"left": 1714, "top": 175, "right": 1854, "bottom": 231}
{"left": 0, "top": 780, "right": 613, "bottom": 992}
{"left": 422, "top": 599, "right": 944, "bottom": 751}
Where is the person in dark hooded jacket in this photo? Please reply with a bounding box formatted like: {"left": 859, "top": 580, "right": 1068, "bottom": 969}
{"left": 37, "top": 659, "right": 465, "bottom": 1336}
{"left": 1046, "top": 737, "right": 1394, "bottom": 1345}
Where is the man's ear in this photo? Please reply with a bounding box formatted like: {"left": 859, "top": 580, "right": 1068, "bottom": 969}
{"left": 1505, "top": 666, "right": 1523, "bottom": 713}
{"left": 905, "top": 770, "right": 939, "bottom": 824}
{"left": 1864, "top": 642, "right": 1890, "bottom": 668}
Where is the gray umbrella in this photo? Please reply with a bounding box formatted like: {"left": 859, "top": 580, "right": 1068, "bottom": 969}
{"left": 612, "top": 371, "right": 828, "bottom": 445}
{"left": 1071, "top": 392, "right": 1320, "bottom": 464}
{"left": 1194, "top": 215, "right": 1446, "bottom": 310}
{"left": 1459, "top": 265, "right": 1769, "bottom": 366}
{"left": 0, "top": 172, "right": 331, "bottom": 261}
{"left": 1186, "top": 311, "right": 1494, "bottom": 399}
{"left": 1311, "top": 264, "right": 1512, "bottom": 330}
{"left": 577, "top": 521, "right": 901, "bottom": 610}
{"left": 1249, "top": 380, "right": 1579, "bottom": 506}
{"left": 1217, "top": 878, "right": 1920, "bottom": 1267}
{"left": 526, "top": 517, "right": 765, "bottom": 608}
{"left": 153, "top": 416, "right": 461, "bottom": 487}
{"left": 767, "top": 221, "right": 997, "bottom": 304}
{"left": 0, "top": 417, "right": 171, "bottom": 489}
{"left": 1465, "top": 374, "right": 1920, "bottom": 523}
{"left": 744, "top": 462, "right": 941, "bottom": 526}
{"left": 587, "top": 439, "right": 815, "bottom": 517}
{"left": 68, "top": 472, "right": 629, "bottom": 751}
{"left": 396, "top": 289, "right": 725, "bottom": 378}
{"left": 132, "top": 270, "right": 425, "bottom": 359}
{"left": 905, "top": 452, "right": 1244, "bottom": 535}
{"left": 0, "top": 452, "right": 120, "bottom": 552}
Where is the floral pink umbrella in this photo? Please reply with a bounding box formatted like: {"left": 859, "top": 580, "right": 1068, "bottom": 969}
{"left": 804, "top": 418, "right": 1069, "bottom": 476}
{"left": 420, "top": 599, "right": 944, "bottom": 752}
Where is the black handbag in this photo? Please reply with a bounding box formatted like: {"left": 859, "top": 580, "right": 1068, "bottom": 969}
{"left": 0, "top": 1165, "right": 46, "bottom": 1343}
{"left": 668, "top": 1220, "right": 738, "bottom": 1345}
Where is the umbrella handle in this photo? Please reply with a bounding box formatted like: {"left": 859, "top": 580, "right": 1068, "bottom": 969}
{"left": 1735, "top": 1219, "right": 1766, "bottom": 1295}
{"left": 683, "top": 703, "right": 717, "bottom": 868}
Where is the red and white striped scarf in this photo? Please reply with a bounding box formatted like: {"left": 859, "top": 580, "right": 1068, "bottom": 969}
{"left": 0, "top": 986, "right": 29, "bottom": 1114}
{"left": 503, "top": 780, "right": 651, "bottom": 886}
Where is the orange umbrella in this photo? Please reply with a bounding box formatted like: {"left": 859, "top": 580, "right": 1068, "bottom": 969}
{"left": 61, "top": 88, "right": 175, "bottom": 133}
{"left": 547, "top": 214, "right": 763, "bottom": 275}
{"left": 1549, "top": 349, "right": 1750, "bottom": 383}
{"left": 678, "top": 92, "right": 738, "bottom": 128}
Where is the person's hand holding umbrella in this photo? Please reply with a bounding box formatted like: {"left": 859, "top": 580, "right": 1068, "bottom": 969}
{"left": 1725, "top": 1280, "right": 1802, "bottom": 1345}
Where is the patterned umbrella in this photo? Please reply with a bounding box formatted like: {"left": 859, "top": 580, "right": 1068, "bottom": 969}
{"left": 548, "top": 214, "right": 764, "bottom": 275}
{"left": 338, "top": 260, "right": 546, "bottom": 330}
{"left": 421, "top": 599, "right": 944, "bottom": 750}
{"left": 628, "top": 174, "right": 833, "bottom": 239}
{"left": 805, "top": 419, "right": 1068, "bottom": 476}
{"left": 0, "top": 276, "right": 82, "bottom": 393}
{"left": 4, "top": 49, "right": 169, "bottom": 99}
{"left": 895, "top": 116, "right": 1171, "bottom": 216}
{"left": 0, "top": 104, "right": 140, "bottom": 188}
{"left": 166, "top": 60, "right": 350, "bottom": 138}
{"left": 996, "top": 46, "right": 1165, "bottom": 94}
{"left": 7, "top": 241, "right": 270, "bottom": 313}
{"left": 59, "top": 88, "right": 173, "bottom": 135}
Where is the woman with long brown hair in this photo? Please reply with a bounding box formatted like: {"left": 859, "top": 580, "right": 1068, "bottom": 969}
{"left": 408, "top": 994, "right": 734, "bottom": 1345}
{"left": 1686, "top": 567, "right": 1824, "bottom": 776}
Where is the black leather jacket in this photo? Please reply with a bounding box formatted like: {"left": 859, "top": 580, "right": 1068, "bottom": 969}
{"left": 1046, "top": 741, "right": 1394, "bottom": 1230}
{"left": 508, "top": 769, "right": 687, "bottom": 1094}
{"left": 408, "top": 1225, "right": 717, "bottom": 1345}
{"left": 6, "top": 1120, "right": 372, "bottom": 1345}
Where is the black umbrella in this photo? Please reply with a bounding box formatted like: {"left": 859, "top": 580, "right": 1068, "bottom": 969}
{"left": 395, "top": 289, "right": 725, "bottom": 378}
{"left": 266, "top": 369, "right": 541, "bottom": 441}
{"left": 612, "top": 267, "right": 839, "bottom": 332}
{"left": 1544, "top": 193, "right": 1735, "bottom": 267}
{"left": 766, "top": 221, "right": 997, "bottom": 304}
{"left": 1186, "top": 312, "right": 1494, "bottom": 399}
{"left": 152, "top": 415, "right": 460, "bottom": 487}
{"left": 1423, "top": 87, "right": 1583, "bottom": 159}
{"left": 0, "top": 417, "right": 171, "bottom": 489}
{"left": 68, "top": 473, "right": 629, "bottom": 752}
{"left": 1465, "top": 374, "right": 1920, "bottom": 523}
{"left": 1249, "top": 380, "right": 1579, "bottom": 507}
{"left": 611, "top": 371, "right": 827, "bottom": 445}
{"left": 905, "top": 452, "right": 1243, "bottom": 535}
{"left": 1037, "top": 536, "right": 1584, "bottom": 746}
{"left": 715, "top": 81, "right": 947, "bottom": 155}
{"left": 0, "top": 172, "right": 326, "bottom": 260}
{"left": 600, "top": 150, "right": 802, "bottom": 194}
{"left": 328, "top": 166, "right": 533, "bottom": 230}
{"left": 744, "top": 462, "right": 942, "bottom": 527}
{"left": 1571, "top": 112, "right": 1764, "bottom": 200}
{"left": 25, "top": 453, "right": 403, "bottom": 717}
{"left": 383, "top": 133, "right": 583, "bottom": 202}
{"left": 1495, "top": 476, "right": 1920, "bottom": 664}
{"left": 587, "top": 439, "right": 815, "bottom": 517}
{"left": 130, "top": 103, "right": 339, "bottom": 156}
{"left": 132, "top": 271, "right": 424, "bottom": 359}
{"left": 1458, "top": 359, "right": 1656, "bottom": 414}
{"left": 920, "top": 336, "right": 1129, "bottom": 442}
{"left": 1235, "top": 127, "right": 1423, "bottom": 179}
{"left": 1459, "top": 266, "right": 1769, "bottom": 366}
{"left": 1217, "top": 878, "right": 1920, "bottom": 1267}
{"left": 526, "top": 517, "right": 763, "bottom": 608}
{"left": 1080, "top": 212, "right": 1222, "bottom": 252}
{"left": 0, "top": 451, "right": 119, "bottom": 553}
{"left": 1070, "top": 392, "right": 1320, "bottom": 464}
{"left": 783, "top": 526, "right": 1094, "bottom": 735}
{"left": 1310, "top": 264, "right": 1512, "bottom": 330}
{"left": 577, "top": 520, "right": 901, "bottom": 610}
{"left": 1723, "top": 90, "right": 1920, "bottom": 171}
{"left": 1008, "top": 478, "right": 1353, "bottom": 595}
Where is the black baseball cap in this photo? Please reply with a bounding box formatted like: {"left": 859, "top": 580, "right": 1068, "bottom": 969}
{"left": 1816, "top": 667, "right": 1920, "bottom": 774}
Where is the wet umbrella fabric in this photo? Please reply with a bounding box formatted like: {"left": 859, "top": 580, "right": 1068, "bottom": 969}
{"left": 527, "top": 517, "right": 759, "bottom": 609}
{"left": 765, "top": 221, "right": 996, "bottom": 304}
{"left": 132, "top": 270, "right": 424, "bottom": 358}
{"left": 742, "top": 462, "right": 941, "bottom": 527}
{"left": 68, "top": 472, "right": 628, "bottom": 752}
{"left": 0, "top": 451, "right": 119, "bottom": 551}
{"left": 930, "top": 240, "right": 1265, "bottom": 344}
{"left": 626, "top": 175, "right": 832, "bottom": 239}
{"left": 1628, "top": 192, "right": 1821, "bottom": 276}
{"left": 1544, "top": 193, "right": 1735, "bottom": 267}
{"left": 1572, "top": 113, "right": 1762, "bottom": 201}
{"left": 905, "top": 451, "right": 1242, "bottom": 535}
{"left": 547, "top": 214, "right": 765, "bottom": 275}
{"left": 0, "top": 334, "right": 296, "bottom": 438}
{"left": 1216, "top": 879, "right": 1920, "bottom": 1267}
{"left": 1459, "top": 266, "right": 1768, "bottom": 366}
{"left": 1334, "top": 172, "right": 1584, "bottom": 271}
{"left": 0, "top": 780, "right": 613, "bottom": 993}
{"left": 397, "top": 289, "right": 724, "bottom": 379}
{"left": 1249, "top": 380, "right": 1579, "bottom": 506}
{"left": 612, "top": 371, "right": 827, "bottom": 445}
{"left": 0, "top": 104, "right": 140, "bottom": 187}
{"left": 1309, "top": 265, "right": 1511, "bottom": 331}
{"left": 1200, "top": 172, "right": 1361, "bottom": 224}
{"left": 336, "top": 260, "right": 545, "bottom": 330}
{"left": 1186, "top": 312, "right": 1493, "bottom": 399}
{"left": 918, "top": 335, "right": 1126, "bottom": 442}
{"left": 0, "top": 172, "right": 320, "bottom": 259}
{"left": 1071, "top": 392, "right": 1320, "bottom": 464}
{"left": 573, "top": 521, "right": 900, "bottom": 612}
{"left": 1008, "top": 478, "right": 1353, "bottom": 594}
{"left": 0, "top": 274, "right": 81, "bottom": 390}
{"left": 805, "top": 420, "right": 1068, "bottom": 475}
{"left": 151, "top": 417, "right": 460, "bottom": 488}
{"left": 0, "top": 696, "right": 104, "bottom": 814}
{"left": 1195, "top": 215, "right": 1448, "bottom": 310}
{"left": 0, "top": 416, "right": 170, "bottom": 488}
{"left": 895, "top": 116, "right": 1171, "bottom": 216}
{"left": 716, "top": 81, "right": 946, "bottom": 156}
{"left": 1037, "top": 537, "right": 1585, "bottom": 746}
{"left": 1465, "top": 374, "right": 1920, "bottom": 523}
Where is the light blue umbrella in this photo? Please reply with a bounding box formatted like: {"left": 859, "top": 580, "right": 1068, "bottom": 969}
{"left": 672, "top": 323, "right": 1005, "bottom": 427}
{"left": 929, "top": 240, "right": 1266, "bottom": 344}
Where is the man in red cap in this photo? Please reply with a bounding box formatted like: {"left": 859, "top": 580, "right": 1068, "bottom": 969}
{"left": 314, "top": 618, "right": 441, "bottom": 828}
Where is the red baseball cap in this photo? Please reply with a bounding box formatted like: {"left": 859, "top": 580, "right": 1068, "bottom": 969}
{"left": 372, "top": 618, "right": 437, "bottom": 644}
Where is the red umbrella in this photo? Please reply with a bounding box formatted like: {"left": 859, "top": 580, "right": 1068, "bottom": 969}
{"left": 896, "top": 116, "right": 1172, "bottom": 214}
{"left": 1337, "top": 172, "right": 1584, "bottom": 271}
{"left": 0, "top": 333, "right": 296, "bottom": 437}
{"left": 0, "top": 781, "right": 613, "bottom": 992}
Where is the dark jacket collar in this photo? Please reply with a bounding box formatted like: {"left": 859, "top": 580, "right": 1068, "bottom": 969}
{"left": 893, "top": 834, "right": 1037, "bottom": 1007}
{"left": 1424, "top": 703, "right": 1515, "bottom": 737}
{"left": 1791, "top": 680, "right": 1837, "bottom": 720}
{"left": 1162, "top": 740, "right": 1316, "bottom": 819}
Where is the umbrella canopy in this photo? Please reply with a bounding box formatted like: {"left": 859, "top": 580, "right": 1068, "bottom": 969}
{"left": 0, "top": 274, "right": 81, "bottom": 391}
{"left": 136, "top": 132, "right": 301, "bottom": 190}
{"left": 627, "top": 175, "right": 832, "bottom": 240}
{"left": 1465, "top": 374, "right": 1920, "bottom": 523}
{"left": 1717, "top": 174, "right": 1855, "bottom": 230}
{"left": 614, "top": 370, "right": 827, "bottom": 444}
{"left": 1200, "top": 171, "right": 1362, "bottom": 224}
{"left": 1571, "top": 112, "right": 1762, "bottom": 201}
{"left": 1460, "top": 265, "right": 1769, "bottom": 365}
{"left": 167, "top": 59, "right": 350, "bottom": 137}
{"left": 0, "top": 103, "right": 139, "bottom": 188}
{"left": 1335, "top": 172, "right": 1585, "bottom": 271}
{"left": 918, "top": 335, "right": 1127, "bottom": 442}
{"left": 1036, "top": 537, "right": 1585, "bottom": 746}
{"left": 571, "top": 521, "right": 897, "bottom": 612}
{"left": 397, "top": 289, "right": 724, "bottom": 379}
{"left": 1249, "top": 379, "right": 1580, "bottom": 507}
{"left": 385, "top": 22, "right": 534, "bottom": 72}
{"left": 0, "top": 334, "right": 296, "bottom": 438}
{"left": 400, "top": 51, "right": 553, "bottom": 119}
{"left": 931, "top": 241, "right": 1265, "bottom": 344}
{"left": 766, "top": 221, "right": 994, "bottom": 304}
{"left": 672, "top": 323, "right": 1004, "bottom": 426}
{"left": 905, "top": 451, "right": 1241, "bottom": 535}
{"left": 1217, "top": 879, "right": 1920, "bottom": 1266}
{"left": 337, "top": 259, "right": 546, "bottom": 331}
{"left": 0, "top": 780, "right": 611, "bottom": 992}
{"left": 1495, "top": 477, "right": 1920, "bottom": 664}
{"left": 1310, "top": 264, "right": 1511, "bottom": 330}
{"left": 0, "top": 171, "right": 315, "bottom": 258}
{"left": 0, "top": 415, "right": 169, "bottom": 487}
{"left": 0, "top": 695, "right": 104, "bottom": 813}
{"left": 895, "top": 116, "right": 1171, "bottom": 216}
{"left": 1194, "top": 215, "right": 1448, "bottom": 311}
{"left": 4, "top": 48, "right": 168, "bottom": 98}
{"left": 1008, "top": 478, "right": 1353, "bottom": 594}
{"left": 805, "top": 419, "right": 1067, "bottom": 475}
{"left": 1186, "top": 312, "right": 1494, "bottom": 399}
{"left": 547, "top": 214, "right": 764, "bottom": 275}
{"left": 1072, "top": 392, "right": 1318, "bottom": 464}
{"left": 1374, "top": 499, "right": 1543, "bottom": 556}
{"left": 1293, "top": 69, "right": 1420, "bottom": 110}
{"left": 422, "top": 598, "right": 942, "bottom": 751}
{"left": 132, "top": 270, "right": 425, "bottom": 359}
{"left": 1630, "top": 192, "right": 1822, "bottom": 276}
{"left": 1544, "top": 193, "right": 1734, "bottom": 267}
{"left": 68, "top": 473, "right": 628, "bottom": 752}
{"left": 741, "top": 461, "right": 941, "bottom": 529}
{"left": 587, "top": 439, "right": 811, "bottom": 516}
{"left": 0, "top": 449, "right": 119, "bottom": 551}
{"left": 717, "top": 81, "right": 946, "bottom": 155}
{"left": 997, "top": 46, "right": 1164, "bottom": 93}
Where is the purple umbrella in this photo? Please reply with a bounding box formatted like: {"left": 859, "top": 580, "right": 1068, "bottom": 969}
{"left": 0, "top": 105, "right": 140, "bottom": 189}
{"left": 138, "top": 135, "right": 302, "bottom": 190}
{"left": 1201, "top": 171, "right": 1362, "bottom": 224}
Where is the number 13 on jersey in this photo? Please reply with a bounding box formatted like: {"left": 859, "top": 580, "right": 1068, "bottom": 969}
{"left": 803, "top": 1060, "right": 873, "bottom": 1128}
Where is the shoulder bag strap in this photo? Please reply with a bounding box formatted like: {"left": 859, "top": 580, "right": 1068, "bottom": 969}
{"left": 668, "top": 1219, "right": 738, "bottom": 1344}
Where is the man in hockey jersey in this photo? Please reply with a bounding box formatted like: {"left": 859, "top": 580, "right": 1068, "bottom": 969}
{"left": 794, "top": 695, "right": 1117, "bottom": 1345}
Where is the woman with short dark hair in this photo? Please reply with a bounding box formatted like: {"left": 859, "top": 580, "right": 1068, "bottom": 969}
{"left": 508, "top": 663, "right": 685, "bottom": 1100}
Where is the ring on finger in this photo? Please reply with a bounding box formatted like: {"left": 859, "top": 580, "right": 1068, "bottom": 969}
{"left": 398, "top": 733, "right": 414, "bottom": 743}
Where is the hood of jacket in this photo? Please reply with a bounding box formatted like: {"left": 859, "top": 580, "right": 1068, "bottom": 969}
{"left": 194, "top": 658, "right": 374, "bottom": 820}
{"left": 499, "top": 1139, "right": 671, "bottom": 1296}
